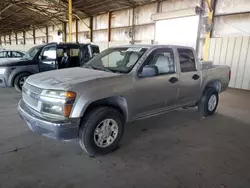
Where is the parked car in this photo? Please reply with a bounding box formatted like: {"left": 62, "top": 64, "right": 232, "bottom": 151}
{"left": 0, "top": 43, "right": 100, "bottom": 91}
{"left": 18, "top": 45, "right": 231, "bottom": 157}
{"left": 0, "top": 50, "right": 26, "bottom": 61}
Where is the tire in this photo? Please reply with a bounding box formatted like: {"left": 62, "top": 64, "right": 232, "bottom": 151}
{"left": 79, "top": 107, "right": 124, "bottom": 157}
{"left": 198, "top": 88, "right": 219, "bottom": 117}
{"left": 14, "top": 73, "right": 30, "bottom": 92}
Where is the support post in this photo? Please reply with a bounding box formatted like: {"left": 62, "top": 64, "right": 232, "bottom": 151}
{"left": 107, "top": 12, "right": 112, "bottom": 43}
{"left": 68, "top": 0, "right": 73, "bottom": 42}
{"left": 63, "top": 22, "right": 67, "bottom": 42}
{"left": 76, "top": 19, "right": 79, "bottom": 42}
{"left": 23, "top": 31, "right": 26, "bottom": 44}
{"left": 33, "top": 29, "right": 36, "bottom": 44}
{"left": 203, "top": 0, "right": 214, "bottom": 60}
{"left": 9, "top": 35, "right": 11, "bottom": 45}
{"left": 15, "top": 33, "right": 18, "bottom": 45}
{"left": 90, "top": 16, "right": 93, "bottom": 42}
{"left": 4, "top": 35, "right": 6, "bottom": 45}
{"left": 131, "top": 8, "right": 135, "bottom": 44}
{"left": 46, "top": 26, "right": 49, "bottom": 43}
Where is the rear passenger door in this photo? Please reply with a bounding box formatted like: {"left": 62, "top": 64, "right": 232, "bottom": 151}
{"left": 176, "top": 48, "right": 201, "bottom": 106}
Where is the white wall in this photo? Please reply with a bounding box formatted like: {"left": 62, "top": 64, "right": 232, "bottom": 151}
{"left": 213, "top": 13, "right": 250, "bottom": 37}
{"left": 208, "top": 36, "right": 250, "bottom": 90}
{"left": 215, "top": 0, "right": 250, "bottom": 14}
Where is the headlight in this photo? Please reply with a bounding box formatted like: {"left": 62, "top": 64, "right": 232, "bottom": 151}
{"left": 40, "top": 90, "right": 76, "bottom": 117}
{"left": 0, "top": 68, "right": 6, "bottom": 74}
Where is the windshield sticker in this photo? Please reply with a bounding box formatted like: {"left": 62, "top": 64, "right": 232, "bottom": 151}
{"left": 126, "top": 48, "right": 142, "bottom": 52}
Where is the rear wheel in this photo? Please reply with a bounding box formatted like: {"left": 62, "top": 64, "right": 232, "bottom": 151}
{"left": 14, "top": 73, "right": 30, "bottom": 92}
{"left": 79, "top": 107, "right": 124, "bottom": 157}
{"left": 198, "top": 88, "right": 219, "bottom": 117}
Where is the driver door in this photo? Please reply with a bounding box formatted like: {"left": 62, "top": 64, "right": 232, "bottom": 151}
{"left": 133, "top": 48, "right": 179, "bottom": 118}
{"left": 39, "top": 44, "right": 58, "bottom": 72}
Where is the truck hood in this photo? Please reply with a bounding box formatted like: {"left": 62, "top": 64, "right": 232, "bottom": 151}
{"left": 26, "top": 67, "right": 121, "bottom": 90}
{"left": 0, "top": 58, "right": 35, "bottom": 67}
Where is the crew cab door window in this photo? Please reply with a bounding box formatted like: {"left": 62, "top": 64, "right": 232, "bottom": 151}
{"left": 39, "top": 45, "right": 57, "bottom": 72}
{"left": 143, "top": 48, "right": 175, "bottom": 75}
{"left": 178, "top": 49, "right": 196, "bottom": 72}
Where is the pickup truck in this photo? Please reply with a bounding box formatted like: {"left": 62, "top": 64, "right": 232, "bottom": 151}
{"left": 0, "top": 43, "right": 99, "bottom": 91}
{"left": 17, "top": 45, "right": 230, "bottom": 157}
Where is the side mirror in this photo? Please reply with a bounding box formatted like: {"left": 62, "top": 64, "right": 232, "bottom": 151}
{"left": 39, "top": 55, "right": 47, "bottom": 60}
{"left": 139, "top": 65, "right": 158, "bottom": 78}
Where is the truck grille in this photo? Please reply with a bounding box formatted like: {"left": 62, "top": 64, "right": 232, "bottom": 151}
{"left": 22, "top": 82, "right": 42, "bottom": 111}
{"left": 23, "top": 82, "right": 43, "bottom": 95}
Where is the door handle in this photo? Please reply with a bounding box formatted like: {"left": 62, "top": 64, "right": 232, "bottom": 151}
{"left": 169, "top": 77, "right": 178, "bottom": 84}
{"left": 192, "top": 74, "right": 200, "bottom": 80}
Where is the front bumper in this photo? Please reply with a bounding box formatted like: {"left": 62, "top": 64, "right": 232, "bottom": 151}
{"left": 17, "top": 99, "right": 80, "bottom": 140}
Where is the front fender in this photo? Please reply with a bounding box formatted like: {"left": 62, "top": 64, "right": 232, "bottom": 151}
{"left": 71, "top": 95, "right": 130, "bottom": 122}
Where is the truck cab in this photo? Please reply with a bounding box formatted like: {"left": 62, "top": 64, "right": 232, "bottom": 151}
{"left": 0, "top": 42, "right": 100, "bottom": 91}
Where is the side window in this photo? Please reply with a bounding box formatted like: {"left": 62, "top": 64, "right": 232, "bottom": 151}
{"left": 143, "top": 48, "right": 175, "bottom": 75}
{"left": 0, "top": 52, "right": 6, "bottom": 58}
{"left": 91, "top": 46, "right": 100, "bottom": 54}
{"left": 12, "top": 51, "right": 22, "bottom": 57}
{"left": 57, "top": 48, "right": 64, "bottom": 57}
{"left": 42, "top": 46, "right": 56, "bottom": 60}
{"left": 6, "top": 51, "right": 11, "bottom": 57}
{"left": 70, "top": 48, "right": 79, "bottom": 57}
{"left": 178, "top": 49, "right": 196, "bottom": 72}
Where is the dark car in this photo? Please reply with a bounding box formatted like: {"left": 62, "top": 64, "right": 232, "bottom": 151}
{"left": 0, "top": 43, "right": 100, "bottom": 91}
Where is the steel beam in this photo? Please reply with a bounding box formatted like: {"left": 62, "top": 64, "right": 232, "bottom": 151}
{"left": 15, "top": 33, "right": 18, "bottom": 44}
{"left": 68, "top": 0, "right": 73, "bottom": 42}
{"left": 75, "top": 19, "right": 78, "bottom": 42}
{"left": 63, "top": 22, "right": 67, "bottom": 42}
{"left": 23, "top": 31, "right": 26, "bottom": 45}
{"left": 90, "top": 16, "right": 93, "bottom": 42}
{"left": 33, "top": 28, "right": 36, "bottom": 44}
{"left": 9, "top": 35, "right": 11, "bottom": 45}
{"left": 203, "top": 0, "right": 214, "bottom": 60}
{"left": 107, "top": 12, "right": 112, "bottom": 42}
{"left": 46, "top": 26, "right": 49, "bottom": 43}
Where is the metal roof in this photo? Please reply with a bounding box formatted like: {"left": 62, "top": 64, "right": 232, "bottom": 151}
{"left": 0, "top": 0, "right": 155, "bottom": 35}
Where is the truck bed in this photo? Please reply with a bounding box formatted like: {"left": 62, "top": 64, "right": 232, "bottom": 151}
{"left": 201, "top": 61, "right": 231, "bottom": 93}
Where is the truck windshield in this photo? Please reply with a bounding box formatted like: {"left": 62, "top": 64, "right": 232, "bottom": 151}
{"left": 23, "top": 46, "right": 42, "bottom": 60}
{"left": 85, "top": 47, "right": 147, "bottom": 73}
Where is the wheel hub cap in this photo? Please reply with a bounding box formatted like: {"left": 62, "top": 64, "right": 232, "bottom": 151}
{"left": 94, "top": 119, "right": 118, "bottom": 148}
{"left": 208, "top": 94, "right": 217, "bottom": 111}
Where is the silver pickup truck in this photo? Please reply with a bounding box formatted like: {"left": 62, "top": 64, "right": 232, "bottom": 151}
{"left": 18, "top": 45, "right": 231, "bottom": 157}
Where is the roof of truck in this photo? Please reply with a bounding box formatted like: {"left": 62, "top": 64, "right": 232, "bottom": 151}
{"left": 113, "top": 44, "right": 195, "bottom": 50}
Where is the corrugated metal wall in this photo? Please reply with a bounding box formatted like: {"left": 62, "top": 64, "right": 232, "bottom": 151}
{"left": 209, "top": 37, "right": 250, "bottom": 90}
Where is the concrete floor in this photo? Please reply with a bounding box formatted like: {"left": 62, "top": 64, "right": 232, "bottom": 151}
{"left": 0, "top": 88, "right": 250, "bottom": 188}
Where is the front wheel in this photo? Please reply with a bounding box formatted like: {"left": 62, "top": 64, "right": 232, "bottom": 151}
{"left": 79, "top": 107, "right": 124, "bottom": 157}
{"left": 14, "top": 73, "right": 30, "bottom": 92}
{"left": 198, "top": 88, "right": 219, "bottom": 117}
